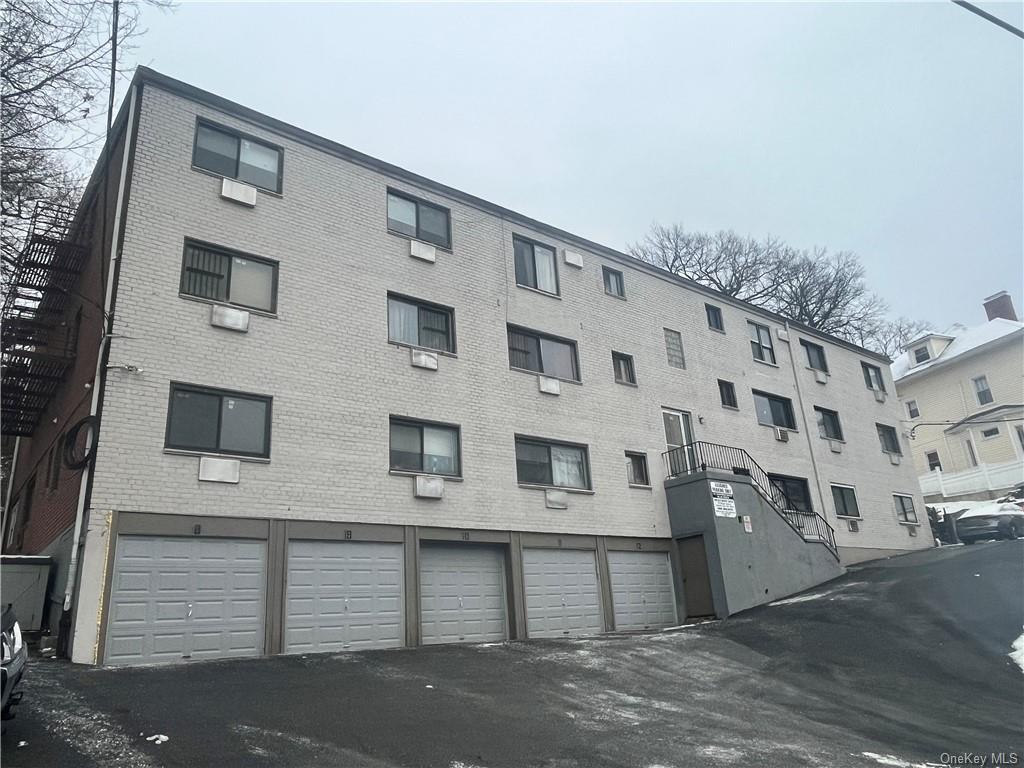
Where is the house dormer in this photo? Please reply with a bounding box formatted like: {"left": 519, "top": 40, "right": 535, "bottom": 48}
{"left": 903, "top": 332, "right": 955, "bottom": 368}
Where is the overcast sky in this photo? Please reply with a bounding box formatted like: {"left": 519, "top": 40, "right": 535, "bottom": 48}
{"left": 126, "top": 1, "right": 1023, "bottom": 330}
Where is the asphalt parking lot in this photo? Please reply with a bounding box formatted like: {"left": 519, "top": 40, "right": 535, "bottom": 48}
{"left": 3, "top": 540, "right": 1022, "bottom": 768}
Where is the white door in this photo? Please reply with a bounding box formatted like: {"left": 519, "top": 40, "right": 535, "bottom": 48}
{"left": 285, "top": 540, "right": 404, "bottom": 654}
{"left": 663, "top": 409, "right": 695, "bottom": 475}
{"left": 607, "top": 550, "right": 677, "bottom": 630}
{"left": 105, "top": 535, "right": 266, "bottom": 666}
{"left": 419, "top": 544, "right": 507, "bottom": 644}
{"left": 522, "top": 548, "right": 603, "bottom": 638}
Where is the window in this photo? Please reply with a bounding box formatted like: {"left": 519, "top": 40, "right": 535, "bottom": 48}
{"left": 602, "top": 266, "right": 625, "bottom": 298}
{"left": 662, "top": 409, "right": 694, "bottom": 451}
{"left": 814, "top": 407, "right": 844, "bottom": 441}
{"left": 876, "top": 424, "right": 901, "bottom": 455}
{"left": 906, "top": 400, "right": 920, "bottom": 419}
{"left": 515, "top": 436, "right": 590, "bottom": 490}
{"left": 389, "top": 417, "right": 460, "bottom": 477}
{"left": 913, "top": 346, "right": 930, "bottom": 364}
{"left": 981, "top": 427, "right": 1000, "bottom": 439}
{"left": 193, "top": 121, "right": 282, "bottom": 193}
{"left": 753, "top": 390, "right": 796, "bottom": 430}
{"left": 965, "top": 439, "right": 978, "bottom": 467}
{"left": 386, "top": 190, "right": 451, "bottom": 248}
{"left": 768, "top": 474, "right": 813, "bottom": 514}
{"left": 831, "top": 485, "right": 860, "bottom": 518}
{"left": 706, "top": 304, "right": 724, "bottom": 332}
{"left": 625, "top": 451, "right": 650, "bottom": 486}
{"left": 180, "top": 240, "right": 278, "bottom": 313}
{"left": 718, "top": 380, "right": 738, "bottom": 409}
{"left": 748, "top": 322, "right": 776, "bottom": 364}
{"left": 513, "top": 236, "right": 558, "bottom": 295}
{"left": 387, "top": 294, "right": 455, "bottom": 353}
{"left": 894, "top": 494, "right": 918, "bottom": 524}
{"left": 973, "top": 375, "right": 993, "bottom": 405}
{"left": 612, "top": 352, "right": 636, "bottom": 385}
{"left": 926, "top": 451, "right": 942, "bottom": 471}
{"left": 165, "top": 383, "right": 272, "bottom": 458}
{"left": 800, "top": 340, "right": 828, "bottom": 373}
{"left": 862, "top": 362, "right": 886, "bottom": 392}
{"left": 663, "top": 328, "right": 686, "bottom": 369}
{"left": 507, "top": 325, "right": 580, "bottom": 381}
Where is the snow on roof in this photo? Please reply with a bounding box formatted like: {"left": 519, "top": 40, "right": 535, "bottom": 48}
{"left": 892, "top": 317, "right": 1024, "bottom": 381}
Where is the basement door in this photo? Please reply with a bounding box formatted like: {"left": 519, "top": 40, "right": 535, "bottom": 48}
{"left": 522, "top": 548, "right": 603, "bottom": 638}
{"left": 104, "top": 535, "right": 266, "bottom": 666}
{"left": 419, "top": 543, "right": 507, "bottom": 645}
{"left": 607, "top": 550, "right": 677, "bottom": 630}
{"left": 285, "top": 540, "right": 404, "bottom": 654}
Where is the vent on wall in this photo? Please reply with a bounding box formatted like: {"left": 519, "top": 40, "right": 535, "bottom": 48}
{"left": 907, "top": 525, "right": 917, "bottom": 537}
{"left": 847, "top": 519, "right": 859, "bottom": 532}
{"left": 774, "top": 427, "right": 789, "bottom": 442}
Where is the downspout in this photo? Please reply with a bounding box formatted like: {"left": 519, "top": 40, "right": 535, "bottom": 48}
{"left": 62, "top": 82, "right": 138, "bottom": 613}
{"left": 785, "top": 321, "right": 830, "bottom": 520}
{"left": 2, "top": 436, "right": 21, "bottom": 539}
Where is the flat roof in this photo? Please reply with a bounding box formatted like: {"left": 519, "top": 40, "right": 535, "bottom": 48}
{"left": 128, "top": 66, "right": 891, "bottom": 364}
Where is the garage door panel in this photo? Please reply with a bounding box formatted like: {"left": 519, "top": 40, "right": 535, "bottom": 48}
{"left": 419, "top": 545, "right": 507, "bottom": 645}
{"left": 522, "top": 548, "right": 602, "bottom": 639}
{"left": 105, "top": 535, "right": 267, "bottom": 666}
{"left": 607, "top": 551, "right": 677, "bottom": 631}
{"left": 284, "top": 540, "right": 405, "bottom": 654}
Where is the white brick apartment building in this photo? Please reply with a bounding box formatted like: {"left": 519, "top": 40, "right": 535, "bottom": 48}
{"left": 1, "top": 68, "right": 931, "bottom": 667}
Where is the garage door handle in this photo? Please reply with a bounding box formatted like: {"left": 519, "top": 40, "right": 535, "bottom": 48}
{"left": 458, "top": 597, "right": 464, "bottom": 608}
{"left": 186, "top": 603, "right": 193, "bottom": 619}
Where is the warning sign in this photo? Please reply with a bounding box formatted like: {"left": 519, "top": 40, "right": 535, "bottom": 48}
{"left": 713, "top": 497, "right": 737, "bottom": 517}
{"left": 741, "top": 515, "right": 753, "bottom": 533}
{"left": 710, "top": 481, "right": 734, "bottom": 497}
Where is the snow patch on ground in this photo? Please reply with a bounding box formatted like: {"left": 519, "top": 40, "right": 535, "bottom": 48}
{"left": 232, "top": 724, "right": 399, "bottom": 767}
{"left": 859, "top": 752, "right": 945, "bottom": 767}
{"left": 698, "top": 745, "right": 746, "bottom": 761}
{"left": 769, "top": 582, "right": 866, "bottom": 606}
{"left": 1010, "top": 631, "right": 1024, "bottom": 672}
{"left": 22, "top": 665, "right": 157, "bottom": 768}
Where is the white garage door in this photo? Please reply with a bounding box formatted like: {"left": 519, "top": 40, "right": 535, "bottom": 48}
{"left": 105, "top": 535, "right": 266, "bottom": 666}
{"left": 419, "top": 544, "right": 506, "bottom": 645}
{"left": 285, "top": 540, "right": 404, "bottom": 653}
{"left": 522, "top": 548, "right": 602, "bottom": 638}
{"left": 607, "top": 550, "right": 677, "bottom": 631}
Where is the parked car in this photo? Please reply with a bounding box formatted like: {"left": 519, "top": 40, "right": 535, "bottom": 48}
{"left": 955, "top": 502, "right": 1024, "bottom": 544}
{"left": 1, "top": 605, "right": 26, "bottom": 720}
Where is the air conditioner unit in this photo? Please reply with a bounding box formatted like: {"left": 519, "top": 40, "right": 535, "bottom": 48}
{"left": 545, "top": 489, "right": 569, "bottom": 509}
{"left": 414, "top": 475, "right": 444, "bottom": 499}
{"left": 220, "top": 178, "right": 257, "bottom": 207}
{"left": 410, "top": 348, "right": 439, "bottom": 371}
{"left": 814, "top": 370, "right": 829, "bottom": 385}
{"left": 199, "top": 456, "right": 240, "bottom": 484}
{"left": 210, "top": 304, "right": 250, "bottom": 332}
{"left": 563, "top": 249, "right": 584, "bottom": 269}
{"left": 828, "top": 440, "right": 843, "bottom": 454}
{"left": 873, "top": 389, "right": 887, "bottom": 403}
{"left": 889, "top": 453, "right": 901, "bottom": 465}
{"left": 774, "top": 427, "right": 789, "bottom": 442}
{"left": 409, "top": 239, "right": 437, "bottom": 263}
{"left": 538, "top": 375, "right": 561, "bottom": 395}
{"left": 776, "top": 328, "right": 790, "bottom": 342}
{"left": 847, "top": 519, "right": 859, "bottom": 532}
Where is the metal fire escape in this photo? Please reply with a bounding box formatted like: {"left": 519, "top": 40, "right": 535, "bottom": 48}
{"left": 2, "top": 206, "right": 89, "bottom": 437}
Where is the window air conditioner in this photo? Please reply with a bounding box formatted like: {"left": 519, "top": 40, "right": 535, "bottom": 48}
{"left": 774, "top": 427, "right": 789, "bottom": 442}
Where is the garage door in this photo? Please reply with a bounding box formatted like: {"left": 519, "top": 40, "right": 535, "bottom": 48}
{"left": 419, "top": 544, "right": 506, "bottom": 645}
{"left": 285, "top": 540, "right": 404, "bottom": 653}
{"left": 105, "top": 535, "right": 266, "bottom": 666}
{"left": 522, "top": 548, "right": 602, "bottom": 638}
{"left": 607, "top": 550, "right": 677, "bottom": 631}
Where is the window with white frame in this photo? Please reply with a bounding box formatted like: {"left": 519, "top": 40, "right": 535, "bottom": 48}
{"left": 894, "top": 494, "right": 918, "bottom": 524}
{"left": 906, "top": 400, "right": 920, "bottom": 419}
{"left": 602, "top": 266, "right": 625, "bottom": 298}
{"left": 972, "top": 375, "right": 993, "bottom": 405}
{"left": 831, "top": 485, "right": 860, "bottom": 518}
{"left": 926, "top": 451, "right": 942, "bottom": 471}
{"left": 612, "top": 351, "right": 636, "bottom": 385}
{"left": 913, "top": 346, "right": 930, "bottom": 364}
{"left": 625, "top": 451, "right": 650, "bottom": 486}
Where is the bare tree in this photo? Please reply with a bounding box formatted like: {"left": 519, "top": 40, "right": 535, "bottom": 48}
{"left": 629, "top": 222, "right": 928, "bottom": 357}
{"left": 1, "top": 0, "right": 166, "bottom": 277}
{"left": 854, "top": 316, "right": 934, "bottom": 360}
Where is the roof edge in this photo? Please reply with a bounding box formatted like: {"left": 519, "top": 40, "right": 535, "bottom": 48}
{"left": 132, "top": 66, "right": 891, "bottom": 363}
{"left": 895, "top": 326, "right": 1024, "bottom": 383}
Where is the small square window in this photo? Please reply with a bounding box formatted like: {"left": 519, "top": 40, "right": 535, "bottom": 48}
{"left": 663, "top": 328, "right": 686, "bottom": 369}
{"left": 718, "top": 380, "right": 738, "bottom": 409}
{"left": 625, "top": 451, "right": 650, "bottom": 486}
{"left": 913, "top": 346, "right": 930, "bottom": 364}
{"left": 800, "top": 339, "right": 828, "bottom": 373}
{"left": 981, "top": 427, "right": 1000, "bottom": 439}
{"left": 706, "top": 304, "right": 724, "bottom": 332}
{"left": 906, "top": 400, "right": 920, "bottom": 419}
{"left": 612, "top": 351, "right": 636, "bottom": 385}
{"left": 603, "top": 266, "right": 625, "bottom": 298}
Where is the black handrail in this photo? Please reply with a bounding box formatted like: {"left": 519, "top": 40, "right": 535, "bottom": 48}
{"left": 662, "top": 441, "right": 839, "bottom": 559}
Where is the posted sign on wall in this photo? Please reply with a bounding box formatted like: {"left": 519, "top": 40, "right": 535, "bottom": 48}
{"left": 713, "top": 497, "right": 737, "bottom": 517}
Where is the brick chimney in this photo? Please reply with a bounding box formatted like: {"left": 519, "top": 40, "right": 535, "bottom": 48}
{"left": 983, "top": 291, "right": 1018, "bottom": 322}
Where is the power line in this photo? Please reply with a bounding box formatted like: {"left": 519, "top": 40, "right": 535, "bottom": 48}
{"left": 951, "top": 1, "right": 1024, "bottom": 39}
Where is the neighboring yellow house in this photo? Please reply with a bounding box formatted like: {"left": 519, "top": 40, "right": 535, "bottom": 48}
{"left": 892, "top": 292, "right": 1024, "bottom": 504}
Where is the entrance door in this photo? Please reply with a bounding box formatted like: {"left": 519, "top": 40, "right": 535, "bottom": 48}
{"left": 678, "top": 535, "right": 715, "bottom": 619}
{"left": 663, "top": 409, "right": 695, "bottom": 475}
